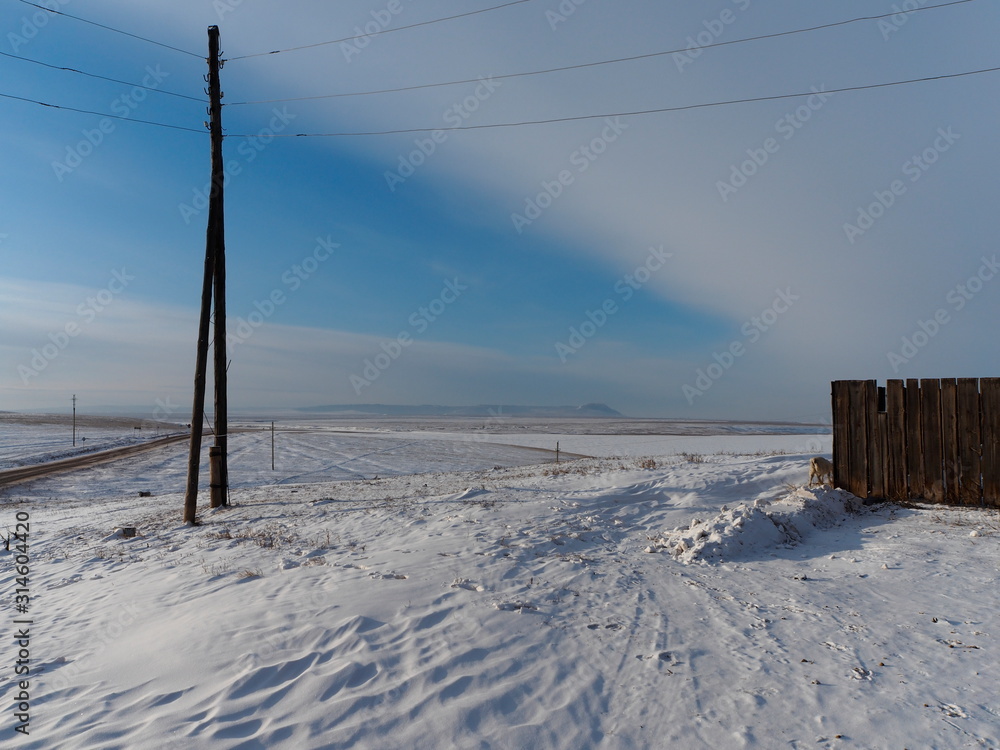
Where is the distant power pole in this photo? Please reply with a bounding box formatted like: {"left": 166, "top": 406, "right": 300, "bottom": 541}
{"left": 72, "top": 394, "right": 76, "bottom": 446}
{"left": 184, "top": 25, "right": 229, "bottom": 524}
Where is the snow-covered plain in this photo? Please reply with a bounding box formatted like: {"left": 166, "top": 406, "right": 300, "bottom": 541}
{"left": 2, "top": 422, "right": 998, "bottom": 749}
{"left": 0, "top": 415, "right": 177, "bottom": 470}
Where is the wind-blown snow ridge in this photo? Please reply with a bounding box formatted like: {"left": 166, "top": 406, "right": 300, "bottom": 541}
{"left": 659, "top": 487, "right": 866, "bottom": 564}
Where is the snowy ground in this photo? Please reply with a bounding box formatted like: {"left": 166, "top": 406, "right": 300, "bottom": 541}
{"left": 1, "top": 423, "right": 997, "bottom": 749}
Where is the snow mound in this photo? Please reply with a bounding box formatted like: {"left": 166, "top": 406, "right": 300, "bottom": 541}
{"left": 658, "top": 486, "right": 864, "bottom": 563}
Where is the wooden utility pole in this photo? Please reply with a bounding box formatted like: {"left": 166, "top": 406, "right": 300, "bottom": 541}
{"left": 72, "top": 394, "right": 76, "bottom": 446}
{"left": 184, "top": 25, "right": 228, "bottom": 523}
{"left": 209, "top": 24, "right": 229, "bottom": 508}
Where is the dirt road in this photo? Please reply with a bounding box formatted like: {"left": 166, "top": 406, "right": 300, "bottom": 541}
{"left": 0, "top": 433, "right": 191, "bottom": 487}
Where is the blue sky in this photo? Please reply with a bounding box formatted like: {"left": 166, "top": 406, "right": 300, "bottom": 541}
{"left": 2, "top": 0, "right": 999, "bottom": 421}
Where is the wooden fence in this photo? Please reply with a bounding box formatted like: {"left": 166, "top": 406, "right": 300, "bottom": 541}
{"left": 831, "top": 379, "right": 1000, "bottom": 507}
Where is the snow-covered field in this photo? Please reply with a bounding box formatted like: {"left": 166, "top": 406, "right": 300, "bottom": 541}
{"left": 0, "top": 417, "right": 178, "bottom": 470}
{"left": 2, "top": 422, "right": 997, "bottom": 749}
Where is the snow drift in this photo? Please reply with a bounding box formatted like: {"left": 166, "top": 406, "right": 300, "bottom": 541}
{"left": 658, "top": 486, "right": 867, "bottom": 563}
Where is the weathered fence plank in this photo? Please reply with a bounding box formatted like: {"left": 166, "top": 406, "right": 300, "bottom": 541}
{"left": 920, "top": 379, "right": 944, "bottom": 503}
{"left": 905, "top": 378, "right": 923, "bottom": 498}
{"left": 876, "top": 412, "right": 889, "bottom": 499}
{"left": 957, "top": 378, "right": 982, "bottom": 506}
{"left": 832, "top": 381, "right": 850, "bottom": 490}
{"left": 847, "top": 381, "right": 869, "bottom": 498}
{"left": 981, "top": 378, "right": 1000, "bottom": 507}
{"left": 886, "top": 379, "right": 907, "bottom": 502}
{"left": 941, "top": 378, "right": 959, "bottom": 504}
{"left": 865, "top": 380, "right": 883, "bottom": 500}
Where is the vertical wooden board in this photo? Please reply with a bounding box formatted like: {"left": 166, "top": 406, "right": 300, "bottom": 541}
{"left": 831, "top": 381, "right": 850, "bottom": 491}
{"left": 847, "top": 381, "right": 869, "bottom": 498}
{"left": 886, "top": 380, "right": 908, "bottom": 502}
{"left": 877, "top": 412, "right": 889, "bottom": 499}
{"left": 862, "top": 380, "right": 885, "bottom": 499}
{"left": 981, "top": 378, "right": 1000, "bottom": 507}
{"left": 865, "top": 381, "right": 883, "bottom": 500}
{"left": 941, "top": 379, "right": 959, "bottom": 504}
{"left": 920, "top": 379, "right": 944, "bottom": 503}
{"left": 957, "top": 378, "right": 982, "bottom": 506}
{"left": 906, "top": 379, "right": 923, "bottom": 498}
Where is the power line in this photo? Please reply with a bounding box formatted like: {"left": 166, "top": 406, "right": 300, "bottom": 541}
{"left": 227, "top": 0, "right": 979, "bottom": 106}
{"left": 0, "top": 90, "right": 207, "bottom": 133}
{"left": 223, "top": 64, "right": 1000, "bottom": 138}
{"left": 0, "top": 50, "right": 205, "bottom": 102}
{"left": 226, "top": 0, "right": 535, "bottom": 61}
{"left": 13, "top": 0, "right": 202, "bottom": 59}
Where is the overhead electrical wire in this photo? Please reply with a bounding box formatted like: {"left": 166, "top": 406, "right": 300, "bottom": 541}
{"left": 223, "top": 65, "right": 1000, "bottom": 138}
{"left": 227, "top": 0, "right": 979, "bottom": 106}
{"left": 13, "top": 0, "right": 203, "bottom": 59}
{"left": 12, "top": 63, "right": 994, "bottom": 140}
{"left": 0, "top": 50, "right": 205, "bottom": 102}
{"left": 0, "top": 90, "right": 207, "bottom": 133}
{"left": 226, "top": 0, "right": 535, "bottom": 61}
{"left": 3, "top": 1, "right": 992, "bottom": 140}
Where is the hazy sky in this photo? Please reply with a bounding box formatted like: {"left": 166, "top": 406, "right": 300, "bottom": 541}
{"left": 2, "top": 0, "right": 998, "bottom": 421}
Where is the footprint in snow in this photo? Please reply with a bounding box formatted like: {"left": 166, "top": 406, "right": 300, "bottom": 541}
{"left": 586, "top": 621, "right": 623, "bottom": 631}
{"left": 633, "top": 652, "right": 678, "bottom": 673}
{"left": 936, "top": 703, "right": 968, "bottom": 718}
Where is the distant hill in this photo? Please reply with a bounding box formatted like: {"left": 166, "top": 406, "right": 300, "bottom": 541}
{"left": 298, "top": 403, "right": 624, "bottom": 418}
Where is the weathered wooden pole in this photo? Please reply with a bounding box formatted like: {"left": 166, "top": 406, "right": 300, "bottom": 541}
{"left": 209, "top": 445, "right": 224, "bottom": 508}
{"left": 182, "top": 216, "right": 215, "bottom": 523}
{"left": 208, "top": 24, "right": 229, "bottom": 508}
{"left": 183, "top": 25, "right": 226, "bottom": 523}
